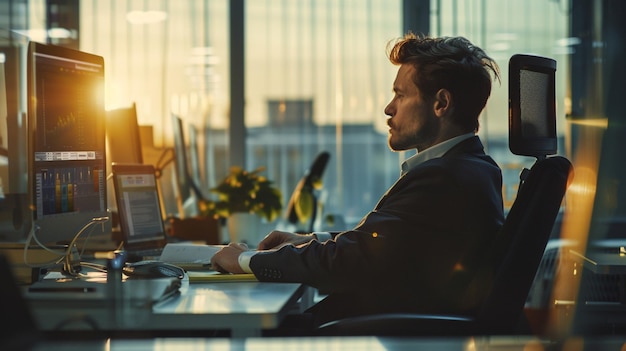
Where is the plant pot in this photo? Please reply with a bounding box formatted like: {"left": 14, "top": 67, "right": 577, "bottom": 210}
{"left": 227, "top": 212, "right": 261, "bottom": 245}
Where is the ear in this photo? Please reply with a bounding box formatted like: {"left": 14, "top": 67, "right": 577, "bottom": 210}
{"left": 433, "top": 89, "right": 453, "bottom": 118}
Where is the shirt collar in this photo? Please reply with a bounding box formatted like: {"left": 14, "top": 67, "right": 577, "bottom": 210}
{"left": 400, "top": 132, "right": 475, "bottom": 176}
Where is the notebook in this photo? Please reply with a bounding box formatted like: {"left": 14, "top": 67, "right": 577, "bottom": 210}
{"left": 111, "top": 163, "right": 169, "bottom": 260}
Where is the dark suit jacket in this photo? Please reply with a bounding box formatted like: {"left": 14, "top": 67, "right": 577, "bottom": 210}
{"left": 250, "top": 136, "right": 504, "bottom": 325}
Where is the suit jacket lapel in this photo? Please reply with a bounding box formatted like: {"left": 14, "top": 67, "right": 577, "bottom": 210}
{"left": 373, "top": 136, "right": 486, "bottom": 210}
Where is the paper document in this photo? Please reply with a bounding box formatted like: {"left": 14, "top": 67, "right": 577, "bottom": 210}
{"left": 158, "top": 243, "right": 225, "bottom": 265}
{"left": 187, "top": 271, "right": 257, "bottom": 282}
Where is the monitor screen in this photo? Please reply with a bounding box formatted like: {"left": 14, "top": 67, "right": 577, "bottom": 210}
{"left": 187, "top": 123, "right": 203, "bottom": 189}
{"left": 27, "top": 42, "right": 110, "bottom": 245}
{"left": 171, "top": 114, "right": 201, "bottom": 218}
{"left": 111, "top": 163, "right": 166, "bottom": 247}
{"left": 106, "top": 102, "right": 143, "bottom": 166}
{"left": 105, "top": 102, "right": 143, "bottom": 215}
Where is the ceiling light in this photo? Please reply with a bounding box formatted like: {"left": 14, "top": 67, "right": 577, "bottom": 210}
{"left": 126, "top": 11, "right": 168, "bottom": 24}
{"left": 556, "top": 37, "right": 581, "bottom": 47}
{"left": 48, "top": 27, "right": 73, "bottom": 39}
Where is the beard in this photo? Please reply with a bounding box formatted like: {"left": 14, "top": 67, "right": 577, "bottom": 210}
{"left": 388, "top": 117, "right": 438, "bottom": 152}
{"left": 388, "top": 131, "right": 416, "bottom": 151}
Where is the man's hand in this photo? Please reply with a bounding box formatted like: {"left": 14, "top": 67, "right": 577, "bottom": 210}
{"left": 257, "top": 230, "right": 314, "bottom": 250}
{"left": 211, "top": 242, "right": 248, "bottom": 274}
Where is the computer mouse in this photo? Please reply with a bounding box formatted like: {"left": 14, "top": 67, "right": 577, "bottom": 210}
{"left": 123, "top": 261, "right": 185, "bottom": 279}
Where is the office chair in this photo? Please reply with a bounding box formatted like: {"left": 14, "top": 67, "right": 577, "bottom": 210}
{"left": 317, "top": 54, "right": 573, "bottom": 336}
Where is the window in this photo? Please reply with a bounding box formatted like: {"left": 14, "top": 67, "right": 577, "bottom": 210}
{"left": 75, "top": 0, "right": 569, "bottom": 228}
{"left": 267, "top": 100, "right": 314, "bottom": 128}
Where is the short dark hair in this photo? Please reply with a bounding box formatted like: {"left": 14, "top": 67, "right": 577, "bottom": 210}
{"left": 388, "top": 33, "right": 500, "bottom": 132}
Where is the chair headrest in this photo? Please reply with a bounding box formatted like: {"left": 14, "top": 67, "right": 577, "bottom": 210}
{"left": 509, "top": 54, "right": 557, "bottom": 159}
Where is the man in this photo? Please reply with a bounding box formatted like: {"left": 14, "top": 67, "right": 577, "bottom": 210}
{"left": 211, "top": 33, "right": 504, "bottom": 328}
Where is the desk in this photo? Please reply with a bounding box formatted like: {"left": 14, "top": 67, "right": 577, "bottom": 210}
{"left": 568, "top": 249, "right": 626, "bottom": 334}
{"left": 570, "top": 250, "right": 626, "bottom": 275}
{"left": 569, "top": 249, "right": 626, "bottom": 303}
{"left": 152, "top": 280, "right": 307, "bottom": 336}
{"left": 26, "top": 277, "right": 307, "bottom": 337}
{"left": 24, "top": 335, "right": 626, "bottom": 351}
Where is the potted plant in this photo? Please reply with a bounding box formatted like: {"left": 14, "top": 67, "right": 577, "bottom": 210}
{"left": 200, "top": 166, "right": 283, "bottom": 243}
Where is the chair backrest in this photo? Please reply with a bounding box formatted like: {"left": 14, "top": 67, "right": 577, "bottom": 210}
{"left": 476, "top": 155, "right": 572, "bottom": 333}
{"left": 475, "top": 53, "right": 572, "bottom": 333}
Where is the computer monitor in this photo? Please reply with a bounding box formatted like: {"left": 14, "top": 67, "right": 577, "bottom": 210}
{"left": 187, "top": 123, "right": 203, "bottom": 189}
{"left": 106, "top": 102, "right": 143, "bottom": 166}
{"left": 105, "top": 102, "right": 143, "bottom": 216}
{"left": 171, "top": 114, "right": 200, "bottom": 218}
{"left": 27, "top": 42, "right": 110, "bottom": 245}
{"left": 509, "top": 54, "right": 557, "bottom": 158}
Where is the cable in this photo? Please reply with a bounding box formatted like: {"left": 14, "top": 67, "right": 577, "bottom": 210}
{"left": 78, "top": 261, "right": 108, "bottom": 273}
{"left": 27, "top": 225, "right": 67, "bottom": 256}
{"left": 22, "top": 225, "right": 66, "bottom": 269}
{"left": 78, "top": 222, "right": 101, "bottom": 258}
{"left": 63, "top": 216, "right": 110, "bottom": 277}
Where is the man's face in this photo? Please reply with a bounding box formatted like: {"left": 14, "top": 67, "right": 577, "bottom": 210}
{"left": 384, "top": 64, "right": 438, "bottom": 152}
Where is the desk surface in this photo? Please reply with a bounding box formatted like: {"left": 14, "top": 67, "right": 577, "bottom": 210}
{"left": 26, "top": 275, "right": 306, "bottom": 337}
{"left": 570, "top": 250, "right": 626, "bottom": 274}
{"left": 152, "top": 280, "right": 306, "bottom": 333}
{"left": 22, "top": 335, "right": 626, "bottom": 351}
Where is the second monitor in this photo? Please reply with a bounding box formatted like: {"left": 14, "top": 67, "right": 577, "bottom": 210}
{"left": 171, "top": 115, "right": 205, "bottom": 219}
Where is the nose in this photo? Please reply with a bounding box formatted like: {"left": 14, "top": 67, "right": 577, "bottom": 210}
{"left": 384, "top": 101, "right": 394, "bottom": 117}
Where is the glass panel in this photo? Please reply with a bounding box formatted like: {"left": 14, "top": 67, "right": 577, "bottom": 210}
{"left": 79, "top": 0, "right": 230, "bottom": 218}
{"left": 14, "top": 0, "right": 626, "bottom": 337}
{"left": 77, "top": 0, "right": 569, "bottom": 229}
{"left": 243, "top": 0, "right": 402, "bottom": 230}
{"left": 434, "top": 0, "right": 569, "bottom": 208}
